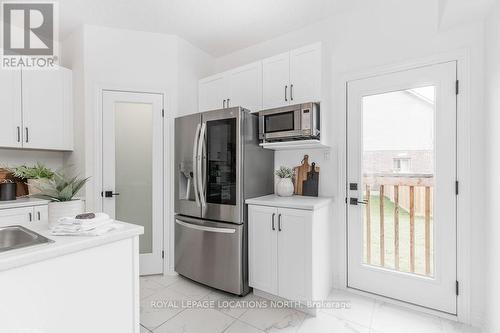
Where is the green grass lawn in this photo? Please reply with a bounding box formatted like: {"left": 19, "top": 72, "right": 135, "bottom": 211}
{"left": 363, "top": 195, "right": 434, "bottom": 277}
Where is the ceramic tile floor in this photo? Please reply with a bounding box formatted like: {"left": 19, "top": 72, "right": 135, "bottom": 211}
{"left": 140, "top": 274, "right": 480, "bottom": 333}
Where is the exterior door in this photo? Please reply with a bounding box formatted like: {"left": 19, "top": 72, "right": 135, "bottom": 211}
{"left": 102, "top": 90, "right": 164, "bottom": 275}
{"left": 200, "top": 108, "right": 241, "bottom": 223}
{"left": 347, "top": 62, "right": 457, "bottom": 314}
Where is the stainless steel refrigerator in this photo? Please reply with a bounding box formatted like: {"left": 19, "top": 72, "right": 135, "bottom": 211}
{"left": 174, "top": 107, "right": 274, "bottom": 295}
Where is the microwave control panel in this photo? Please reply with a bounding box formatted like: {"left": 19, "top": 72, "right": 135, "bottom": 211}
{"left": 301, "top": 108, "right": 311, "bottom": 130}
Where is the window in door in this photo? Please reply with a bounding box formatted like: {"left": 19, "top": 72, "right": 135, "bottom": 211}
{"left": 362, "top": 86, "right": 435, "bottom": 277}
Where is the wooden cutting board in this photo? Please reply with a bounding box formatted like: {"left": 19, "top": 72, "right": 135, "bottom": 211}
{"left": 293, "top": 155, "right": 320, "bottom": 195}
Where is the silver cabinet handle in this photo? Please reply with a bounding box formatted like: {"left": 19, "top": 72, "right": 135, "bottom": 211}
{"left": 285, "top": 85, "right": 288, "bottom": 101}
{"left": 272, "top": 213, "right": 276, "bottom": 231}
{"left": 176, "top": 219, "right": 236, "bottom": 234}
{"left": 37, "top": 211, "right": 41, "bottom": 220}
{"left": 290, "top": 84, "right": 293, "bottom": 101}
{"left": 17, "top": 126, "right": 20, "bottom": 142}
{"left": 25, "top": 127, "right": 29, "bottom": 143}
{"left": 278, "top": 214, "right": 282, "bottom": 231}
{"left": 192, "top": 123, "right": 202, "bottom": 207}
{"left": 227, "top": 98, "right": 230, "bottom": 107}
{"left": 28, "top": 212, "right": 32, "bottom": 222}
{"left": 197, "top": 122, "right": 207, "bottom": 207}
{"left": 223, "top": 99, "right": 226, "bottom": 108}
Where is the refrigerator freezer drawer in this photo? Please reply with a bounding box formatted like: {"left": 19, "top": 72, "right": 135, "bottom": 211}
{"left": 174, "top": 216, "right": 246, "bottom": 295}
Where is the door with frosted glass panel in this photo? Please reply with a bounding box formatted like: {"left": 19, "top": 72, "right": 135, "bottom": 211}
{"left": 102, "top": 91, "right": 163, "bottom": 275}
{"left": 347, "top": 62, "right": 457, "bottom": 314}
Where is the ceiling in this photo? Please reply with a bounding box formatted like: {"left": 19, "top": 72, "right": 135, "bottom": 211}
{"left": 53, "top": 0, "right": 360, "bottom": 57}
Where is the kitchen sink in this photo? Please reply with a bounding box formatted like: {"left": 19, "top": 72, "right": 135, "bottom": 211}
{"left": 0, "top": 225, "right": 54, "bottom": 253}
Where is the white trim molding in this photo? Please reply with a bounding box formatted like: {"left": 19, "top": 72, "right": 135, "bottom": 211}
{"left": 336, "top": 49, "right": 472, "bottom": 324}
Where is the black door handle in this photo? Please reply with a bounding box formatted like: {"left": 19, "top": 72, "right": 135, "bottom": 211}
{"left": 102, "top": 191, "right": 120, "bottom": 198}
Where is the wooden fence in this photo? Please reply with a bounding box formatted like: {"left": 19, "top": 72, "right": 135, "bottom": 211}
{"left": 363, "top": 173, "right": 434, "bottom": 276}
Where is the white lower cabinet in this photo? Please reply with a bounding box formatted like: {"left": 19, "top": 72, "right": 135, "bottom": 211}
{"left": 0, "top": 204, "right": 49, "bottom": 226}
{"left": 248, "top": 201, "right": 332, "bottom": 305}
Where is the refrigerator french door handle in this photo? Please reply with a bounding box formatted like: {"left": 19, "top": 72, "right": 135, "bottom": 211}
{"left": 197, "top": 122, "right": 207, "bottom": 208}
{"left": 192, "top": 123, "right": 202, "bottom": 207}
{"left": 175, "top": 219, "right": 236, "bottom": 234}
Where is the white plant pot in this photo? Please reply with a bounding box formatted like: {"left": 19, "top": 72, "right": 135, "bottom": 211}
{"left": 48, "top": 200, "right": 85, "bottom": 228}
{"left": 276, "top": 178, "right": 294, "bottom": 197}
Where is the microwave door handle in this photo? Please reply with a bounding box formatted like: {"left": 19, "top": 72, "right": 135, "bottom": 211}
{"left": 197, "top": 122, "right": 207, "bottom": 208}
{"left": 192, "top": 123, "right": 201, "bottom": 207}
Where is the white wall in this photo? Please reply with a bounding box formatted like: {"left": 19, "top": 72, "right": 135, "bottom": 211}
{"left": 61, "top": 28, "right": 85, "bottom": 178}
{"left": 483, "top": 2, "right": 500, "bottom": 332}
{"left": 213, "top": 0, "right": 485, "bottom": 325}
{"left": 0, "top": 149, "right": 64, "bottom": 171}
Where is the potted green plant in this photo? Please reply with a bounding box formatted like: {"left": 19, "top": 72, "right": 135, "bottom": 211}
{"left": 275, "top": 166, "right": 294, "bottom": 197}
{"left": 31, "top": 170, "right": 89, "bottom": 227}
{"left": 5, "top": 162, "right": 55, "bottom": 195}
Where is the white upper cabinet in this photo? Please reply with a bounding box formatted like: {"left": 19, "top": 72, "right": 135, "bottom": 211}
{"left": 0, "top": 70, "right": 22, "bottom": 148}
{"left": 199, "top": 62, "right": 263, "bottom": 112}
{"left": 0, "top": 67, "right": 73, "bottom": 151}
{"left": 263, "top": 43, "right": 322, "bottom": 109}
{"left": 262, "top": 52, "right": 290, "bottom": 109}
{"left": 22, "top": 67, "right": 73, "bottom": 151}
{"left": 199, "top": 73, "right": 227, "bottom": 112}
{"left": 199, "top": 42, "right": 322, "bottom": 112}
{"left": 289, "top": 43, "right": 322, "bottom": 105}
{"left": 227, "top": 61, "right": 262, "bottom": 112}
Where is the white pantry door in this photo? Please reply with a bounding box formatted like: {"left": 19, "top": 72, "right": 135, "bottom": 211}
{"left": 347, "top": 62, "right": 457, "bottom": 314}
{"left": 102, "top": 91, "right": 164, "bottom": 275}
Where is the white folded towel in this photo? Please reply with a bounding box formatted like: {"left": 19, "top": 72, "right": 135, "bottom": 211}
{"left": 50, "top": 212, "right": 120, "bottom": 236}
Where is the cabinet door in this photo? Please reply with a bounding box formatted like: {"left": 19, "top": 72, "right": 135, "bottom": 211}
{"left": 289, "top": 43, "right": 322, "bottom": 104}
{"left": 34, "top": 205, "right": 48, "bottom": 223}
{"left": 277, "top": 208, "right": 313, "bottom": 301}
{"left": 0, "top": 70, "right": 22, "bottom": 148}
{"left": 199, "top": 74, "right": 227, "bottom": 111}
{"left": 248, "top": 205, "right": 278, "bottom": 295}
{"left": 22, "top": 67, "right": 73, "bottom": 150}
{"left": 227, "top": 62, "right": 262, "bottom": 112}
{"left": 262, "top": 52, "right": 290, "bottom": 109}
{"left": 0, "top": 207, "right": 34, "bottom": 227}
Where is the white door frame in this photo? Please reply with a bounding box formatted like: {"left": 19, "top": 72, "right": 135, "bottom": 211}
{"left": 93, "top": 84, "right": 171, "bottom": 276}
{"left": 336, "top": 50, "right": 471, "bottom": 323}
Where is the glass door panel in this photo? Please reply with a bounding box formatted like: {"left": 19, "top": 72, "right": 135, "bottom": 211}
{"left": 206, "top": 118, "right": 237, "bottom": 205}
{"left": 362, "top": 86, "right": 435, "bottom": 277}
{"left": 114, "top": 102, "right": 153, "bottom": 254}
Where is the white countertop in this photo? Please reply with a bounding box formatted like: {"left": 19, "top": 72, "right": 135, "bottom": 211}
{"left": 0, "top": 197, "right": 50, "bottom": 209}
{"left": 0, "top": 221, "right": 143, "bottom": 272}
{"left": 246, "top": 194, "right": 333, "bottom": 210}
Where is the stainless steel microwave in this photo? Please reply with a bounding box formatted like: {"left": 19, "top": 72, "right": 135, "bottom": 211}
{"left": 258, "top": 102, "right": 320, "bottom": 142}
